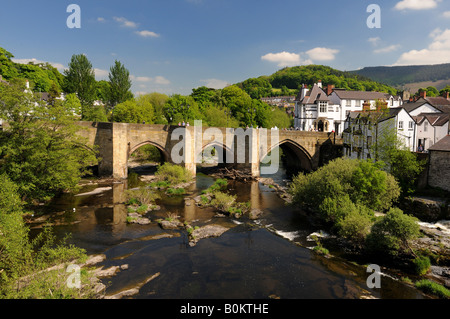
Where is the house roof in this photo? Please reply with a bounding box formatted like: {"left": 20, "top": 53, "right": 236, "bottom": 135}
{"left": 346, "top": 107, "right": 404, "bottom": 123}
{"left": 300, "top": 84, "right": 330, "bottom": 104}
{"left": 402, "top": 100, "right": 433, "bottom": 113}
{"left": 333, "top": 90, "right": 393, "bottom": 101}
{"left": 428, "top": 135, "right": 450, "bottom": 152}
{"left": 414, "top": 113, "right": 450, "bottom": 126}
{"left": 423, "top": 97, "right": 450, "bottom": 113}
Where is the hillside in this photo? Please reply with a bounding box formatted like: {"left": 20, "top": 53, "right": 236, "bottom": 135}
{"left": 237, "top": 65, "right": 398, "bottom": 99}
{"left": 0, "top": 47, "right": 64, "bottom": 93}
{"left": 352, "top": 63, "right": 450, "bottom": 91}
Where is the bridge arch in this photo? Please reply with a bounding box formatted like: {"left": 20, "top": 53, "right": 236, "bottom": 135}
{"left": 261, "top": 139, "right": 313, "bottom": 174}
{"left": 198, "top": 141, "right": 234, "bottom": 166}
{"left": 128, "top": 141, "right": 171, "bottom": 163}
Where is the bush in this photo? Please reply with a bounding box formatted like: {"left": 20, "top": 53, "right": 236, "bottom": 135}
{"left": 155, "top": 163, "right": 193, "bottom": 185}
{"left": 366, "top": 207, "right": 420, "bottom": 256}
{"left": 415, "top": 280, "right": 450, "bottom": 299}
{"left": 210, "top": 191, "right": 236, "bottom": 213}
{"left": 125, "top": 188, "right": 160, "bottom": 206}
{"left": 413, "top": 256, "right": 431, "bottom": 276}
{"left": 336, "top": 206, "right": 373, "bottom": 243}
{"left": 290, "top": 158, "right": 400, "bottom": 212}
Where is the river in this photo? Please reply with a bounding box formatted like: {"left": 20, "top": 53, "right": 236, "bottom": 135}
{"left": 31, "top": 164, "right": 427, "bottom": 299}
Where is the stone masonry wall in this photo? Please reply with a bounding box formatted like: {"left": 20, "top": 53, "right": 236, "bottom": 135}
{"left": 428, "top": 151, "right": 450, "bottom": 192}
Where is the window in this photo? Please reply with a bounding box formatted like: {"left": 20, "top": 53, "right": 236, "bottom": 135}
{"left": 319, "top": 101, "right": 327, "bottom": 113}
{"left": 345, "top": 100, "right": 352, "bottom": 107}
{"left": 398, "top": 121, "right": 403, "bottom": 130}
{"left": 408, "top": 121, "right": 414, "bottom": 130}
{"left": 424, "top": 121, "right": 428, "bottom": 132}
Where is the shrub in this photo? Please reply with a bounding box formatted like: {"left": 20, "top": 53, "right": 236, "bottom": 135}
{"left": 125, "top": 188, "right": 160, "bottom": 206}
{"left": 366, "top": 207, "right": 420, "bottom": 256}
{"left": 289, "top": 158, "right": 400, "bottom": 212}
{"left": 210, "top": 191, "right": 236, "bottom": 213}
{"left": 413, "top": 256, "right": 431, "bottom": 276}
{"left": 155, "top": 163, "right": 193, "bottom": 185}
{"left": 415, "top": 280, "right": 450, "bottom": 299}
{"left": 336, "top": 206, "right": 373, "bottom": 243}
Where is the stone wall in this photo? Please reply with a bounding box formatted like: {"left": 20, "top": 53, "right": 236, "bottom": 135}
{"left": 428, "top": 150, "right": 450, "bottom": 192}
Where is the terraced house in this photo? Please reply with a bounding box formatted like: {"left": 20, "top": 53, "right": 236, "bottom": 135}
{"left": 293, "top": 81, "right": 403, "bottom": 135}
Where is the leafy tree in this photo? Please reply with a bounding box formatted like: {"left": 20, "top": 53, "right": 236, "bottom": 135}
{"left": 63, "top": 54, "right": 97, "bottom": 119}
{"left": 143, "top": 92, "right": 169, "bottom": 124}
{"left": 371, "top": 126, "right": 425, "bottom": 196}
{"left": 191, "top": 86, "right": 216, "bottom": 104}
{"left": 238, "top": 77, "right": 273, "bottom": 99}
{"left": 95, "top": 80, "right": 111, "bottom": 105}
{"left": 163, "top": 94, "right": 203, "bottom": 124}
{"left": 0, "top": 79, "right": 98, "bottom": 202}
{"left": 113, "top": 95, "right": 155, "bottom": 124}
{"left": 108, "top": 60, "right": 133, "bottom": 107}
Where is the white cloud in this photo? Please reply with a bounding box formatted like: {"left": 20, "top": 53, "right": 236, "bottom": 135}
{"left": 131, "top": 75, "right": 170, "bottom": 85}
{"left": 394, "top": 0, "right": 440, "bottom": 11}
{"left": 154, "top": 76, "right": 171, "bottom": 85}
{"left": 94, "top": 68, "right": 109, "bottom": 79}
{"left": 113, "top": 17, "right": 138, "bottom": 28}
{"left": 132, "top": 76, "right": 152, "bottom": 82}
{"left": 135, "top": 30, "right": 160, "bottom": 38}
{"left": 368, "top": 37, "right": 381, "bottom": 46}
{"left": 394, "top": 28, "right": 450, "bottom": 65}
{"left": 200, "top": 78, "right": 229, "bottom": 89}
{"left": 261, "top": 51, "right": 301, "bottom": 67}
{"left": 97, "top": 17, "right": 105, "bottom": 22}
{"left": 374, "top": 44, "right": 401, "bottom": 54}
{"left": 443, "top": 11, "right": 450, "bottom": 18}
{"left": 305, "top": 47, "right": 339, "bottom": 61}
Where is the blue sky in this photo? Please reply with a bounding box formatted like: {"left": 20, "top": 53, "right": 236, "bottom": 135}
{"left": 2, "top": 0, "right": 450, "bottom": 95}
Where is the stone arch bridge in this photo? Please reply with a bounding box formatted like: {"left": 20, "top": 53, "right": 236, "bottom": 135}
{"left": 76, "top": 121, "right": 342, "bottom": 179}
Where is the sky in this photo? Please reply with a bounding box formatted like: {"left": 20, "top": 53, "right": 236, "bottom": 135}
{"left": 2, "top": 0, "right": 450, "bottom": 95}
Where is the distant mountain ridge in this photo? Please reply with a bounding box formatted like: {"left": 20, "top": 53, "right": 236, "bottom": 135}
{"left": 351, "top": 63, "right": 450, "bottom": 90}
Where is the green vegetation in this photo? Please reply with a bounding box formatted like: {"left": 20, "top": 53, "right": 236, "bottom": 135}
{"left": 412, "top": 256, "right": 431, "bottom": 276}
{"left": 290, "top": 157, "right": 400, "bottom": 213}
{"left": 0, "top": 174, "right": 98, "bottom": 298}
{"left": 267, "top": 65, "right": 397, "bottom": 95}
{"left": 415, "top": 280, "right": 450, "bottom": 299}
{"left": 154, "top": 163, "right": 194, "bottom": 185}
{"left": 0, "top": 79, "right": 98, "bottom": 203}
{"left": 289, "top": 158, "right": 420, "bottom": 257}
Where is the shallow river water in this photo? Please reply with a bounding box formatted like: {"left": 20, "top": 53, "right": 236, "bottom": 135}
{"left": 35, "top": 167, "right": 427, "bottom": 299}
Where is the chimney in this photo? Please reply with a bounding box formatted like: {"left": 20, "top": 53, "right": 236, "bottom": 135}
{"left": 442, "top": 91, "right": 449, "bottom": 99}
{"left": 317, "top": 80, "right": 322, "bottom": 88}
{"left": 420, "top": 90, "right": 426, "bottom": 99}
{"left": 327, "top": 84, "right": 335, "bottom": 95}
{"left": 363, "top": 101, "right": 371, "bottom": 112}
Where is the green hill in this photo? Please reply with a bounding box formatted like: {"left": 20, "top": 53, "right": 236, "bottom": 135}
{"left": 351, "top": 63, "right": 450, "bottom": 90}
{"left": 237, "top": 65, "right": 398, "bottom": 99}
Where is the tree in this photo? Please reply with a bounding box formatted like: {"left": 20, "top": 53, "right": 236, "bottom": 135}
{"left": 0, "top": 79, "right": 98, "bottom": 202}
{"left": 371, "top": 125, "right": 425, "bottom": 196}
{"left": 112, "top": 94, "right": 155, "bottom": 124}
{"left": 108, "top": 60, "right": 133, "bottom": 107}
{"left": 63, "top": 54, "right": 97, "bottom": 119}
